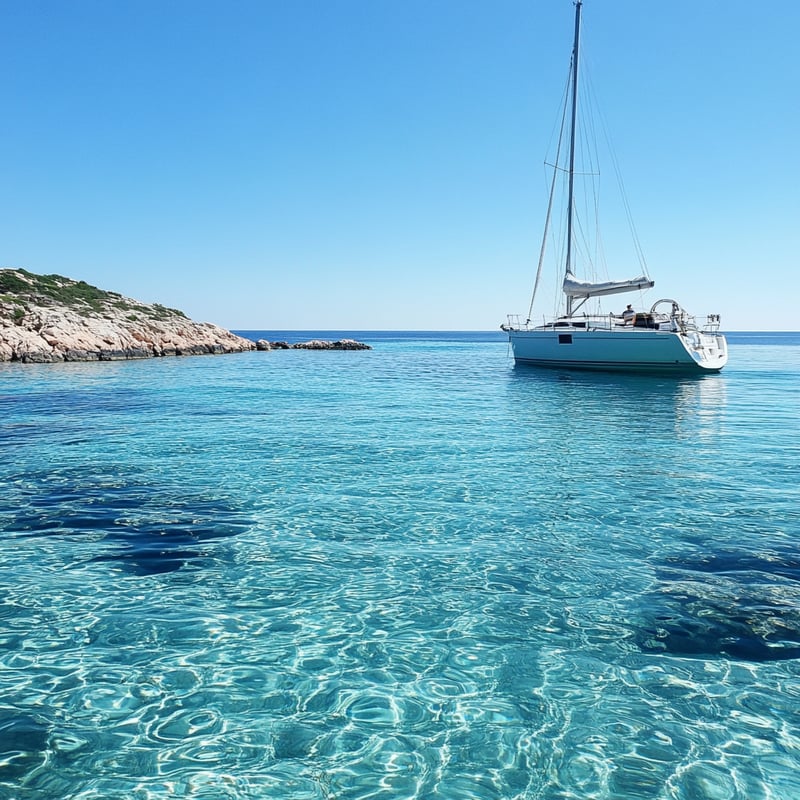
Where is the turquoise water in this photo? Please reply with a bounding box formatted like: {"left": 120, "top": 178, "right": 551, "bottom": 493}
{"left": 1, "top": 331, "right": 799, "bottom": 799}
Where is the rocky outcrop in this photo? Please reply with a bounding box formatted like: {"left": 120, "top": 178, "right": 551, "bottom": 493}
{"left": 296, "top": 339, "right": 371, "bottom": 350}
{"left": 0, "top": 268, "right": 254, "bottom": 363}
{"left": 257, "top": 339, "right": 371, "bottom": 351}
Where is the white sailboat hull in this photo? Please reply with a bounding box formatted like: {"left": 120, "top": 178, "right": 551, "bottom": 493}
{"left": 508, "top": 326, "right": 728, "bottom": 373}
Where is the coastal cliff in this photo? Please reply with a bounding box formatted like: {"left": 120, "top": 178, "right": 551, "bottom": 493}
{"left": 0, "top": 268, "right": 255, "bottom": 363}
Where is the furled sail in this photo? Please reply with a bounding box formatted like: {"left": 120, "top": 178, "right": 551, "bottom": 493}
{"left": 562, "top": 271, "right": 654, "bottom": 299}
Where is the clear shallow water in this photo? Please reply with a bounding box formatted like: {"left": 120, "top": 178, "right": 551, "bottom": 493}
{"left": 1, "top": 331, "right": 799, "bottom": 799}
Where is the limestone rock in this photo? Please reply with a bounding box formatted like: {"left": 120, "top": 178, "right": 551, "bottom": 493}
{"left": 0, "top": 268, "right": 254, "bottom": 363}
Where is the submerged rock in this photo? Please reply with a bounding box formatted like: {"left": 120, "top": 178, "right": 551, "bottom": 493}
{"left": 634, "top": 550, "right": 800, "bottom": 663}
{"left": 0, "top": 268, "right": 254, "bottom": 363}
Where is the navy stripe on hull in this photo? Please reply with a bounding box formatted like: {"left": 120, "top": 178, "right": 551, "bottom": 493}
{"left": 512, "top": 357, "right": 722, "bottom": 374}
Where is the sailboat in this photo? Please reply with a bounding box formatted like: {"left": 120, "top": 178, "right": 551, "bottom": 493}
{"left": 502, "top": 1, "right": 728, "bottom": 373}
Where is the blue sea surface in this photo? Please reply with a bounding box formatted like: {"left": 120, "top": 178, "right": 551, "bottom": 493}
{"left": 1, "top": 331, "right": 799, "bottom": 799}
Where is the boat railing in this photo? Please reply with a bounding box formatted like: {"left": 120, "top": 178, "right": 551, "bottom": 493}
{"left": 503, "top": 311, "right": 718, "bottom": 334}
{"left": 502, "top": 314, "right": 526, "bottom": 331}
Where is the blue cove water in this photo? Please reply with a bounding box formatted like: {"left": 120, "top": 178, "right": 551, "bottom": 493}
{"left": 1, "top": 332, "right": 799, "bottom": 799}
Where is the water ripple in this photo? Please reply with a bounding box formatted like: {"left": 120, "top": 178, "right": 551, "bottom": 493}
{"left": 1, "top": 340, "right": 799, "bottom": 798}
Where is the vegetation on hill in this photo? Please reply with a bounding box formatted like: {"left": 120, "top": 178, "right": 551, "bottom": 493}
{"left": 0, "top": 268, "right": 188, "bottom": 322}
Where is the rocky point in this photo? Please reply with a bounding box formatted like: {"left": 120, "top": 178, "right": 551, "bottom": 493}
{"left": 0, "top": 268, "right": 254, "bottom": 363}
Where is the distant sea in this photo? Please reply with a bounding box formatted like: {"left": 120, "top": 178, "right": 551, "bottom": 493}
{"left": 1, "top": 331, "right": 799, "bottom": 799}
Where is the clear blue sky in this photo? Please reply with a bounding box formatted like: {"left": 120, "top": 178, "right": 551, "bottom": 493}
{"left": 2, "top": 1, "right": 798, "bottom": 331}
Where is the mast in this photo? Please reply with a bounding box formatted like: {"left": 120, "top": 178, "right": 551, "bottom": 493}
{"left": 565, "top": 0, "right": 582, "bottom": 316}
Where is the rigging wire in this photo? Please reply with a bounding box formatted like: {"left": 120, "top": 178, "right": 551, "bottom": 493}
{"left": 526, "top": 68, "right": 572, "bottom": 323}
{"left": 581, "top": 52, "right": 650, "bottom": 277}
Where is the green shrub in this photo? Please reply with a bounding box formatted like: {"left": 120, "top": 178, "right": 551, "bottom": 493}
{"left": 0, "top": 268, "right": 189, "bottom": 321}
{"left": 0, "top": 272, "right": 30, "bottom": 294}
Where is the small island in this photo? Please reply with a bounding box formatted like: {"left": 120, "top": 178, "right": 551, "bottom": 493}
{"left": 0, "top": 268, "right": 369, "bottom": 363}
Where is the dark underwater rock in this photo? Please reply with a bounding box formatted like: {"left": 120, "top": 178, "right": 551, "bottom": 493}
{"left": 0, "top": 712, "right": 50, "bottom": 779}
{"left": 635, "top": 550, "right": 800, "bottom": 662}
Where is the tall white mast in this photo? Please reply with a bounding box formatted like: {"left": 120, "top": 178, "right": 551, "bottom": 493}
{"left": 565, "top": 0, "right": 582, "bottom": 316}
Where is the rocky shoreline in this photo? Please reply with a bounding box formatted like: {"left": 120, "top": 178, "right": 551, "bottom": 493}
{"left": 0, "top": 269, "right": 369, "bottom": 363}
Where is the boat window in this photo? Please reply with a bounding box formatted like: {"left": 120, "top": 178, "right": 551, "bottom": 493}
{"left": 558, "top": 334, "right": 573, "bottom": 345}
